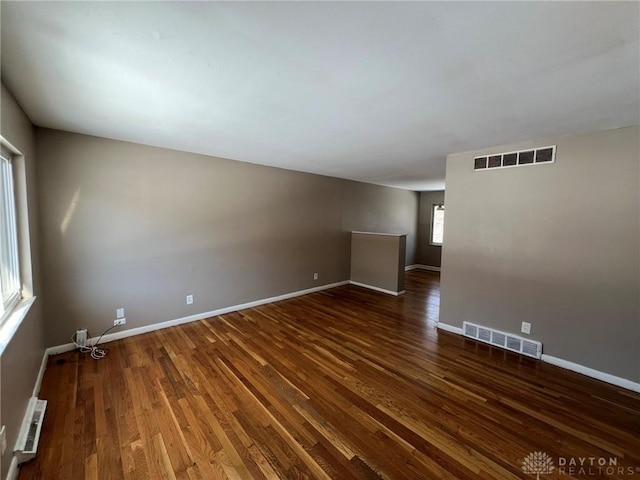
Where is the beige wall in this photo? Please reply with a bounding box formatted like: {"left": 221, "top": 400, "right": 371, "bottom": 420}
{"left": 0, "top": 83, "right": 46, "bottom": 480}
{"left": 440, "top": 126, "right": 640, "bottom": 382}
{"left": 35, "top": 128, "right": 418, "bottom": 347}
{"left": 350, "top": 233, "right": 406, "bottom": 293}
{"left": 341, "top": 181, "right": 418, "bottom": 266}
{"left": 416, "top": 190, "right": 444, "bottom": 267}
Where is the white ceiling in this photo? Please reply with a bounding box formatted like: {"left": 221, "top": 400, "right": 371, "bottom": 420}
{"left": 1, "top": 2, "right": 638, "bottom": 191}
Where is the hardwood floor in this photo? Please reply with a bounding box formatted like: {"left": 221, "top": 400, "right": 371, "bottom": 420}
{"left": 19, "top": 270, "right": 640, "bottom": 479}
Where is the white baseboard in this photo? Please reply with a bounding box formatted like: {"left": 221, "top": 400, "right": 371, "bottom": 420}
{"left": 421, "top": 265, "right": 441, "bottom": 272}
{"left": 541, "top": 354, "right": 640, "bottom": 393}
{"left": 348, "top": 281, "right": 404, "bottom": 296}
{"left": 31, "top": 347, "right": 49, "bottom": 398}
{"left": 436, "top": 323, "right": 640, "bottom": 393}
{"left": 436, "top": 322, "right": 464, "bottom": 335}
{"left": 46, "top": 280, "right": 350, "bottom": 356}
{"left": 6, "top": 457, "right": 19, "bottom": 480}
{"left": 405, "top": 264, "right": 441, "bottom": 272}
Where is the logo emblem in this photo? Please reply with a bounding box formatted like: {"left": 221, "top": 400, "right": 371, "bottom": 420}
{"left": 522, "top": 451, "right": 555, "bottom": 479}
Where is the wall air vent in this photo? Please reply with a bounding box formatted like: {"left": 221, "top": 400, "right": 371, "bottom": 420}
{"left": 522, "top": 340, "right": 541, "bottom": 357}
{"left": 478, "top": 327, "right": 492, "bottom": 343}
{"left": 462, "top": 321, "right": 542, "bottom": 359}
{"left": 491, "top": 331, "right": 506, "bottom": 347}
{"left": 474, "top": 145, "right": 556, "bottom": 171}
{"left": 463, "top": 323, "right": 478, "bottom": 338}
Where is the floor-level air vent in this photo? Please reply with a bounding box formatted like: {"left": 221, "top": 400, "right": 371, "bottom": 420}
{"left": 14, "top": 397, "right": 47, "bottom": 464}
{"left": 463, "top": 322, "right": 542, "bottom": 359}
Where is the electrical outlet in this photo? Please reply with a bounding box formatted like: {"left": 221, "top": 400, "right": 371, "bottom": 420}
{"left": 521, "top": 322, "right": 531, "bottom": 335}
{"left": 114, "top": 318, "right": 126, "bottom": 326}
{"left": 116, "top": 307, "right": 125, "bottom": 319}
{"left": 186, "top": 294, "right": 194, "bottom": 305}
{"left": 1, "top": 425, "right": 6, "bottom": 456}
{"left": 75, "top": 328, "right": 88, "bottom": 347}
{"left": 313, "top": 272, "right": 318, "bottom": 280}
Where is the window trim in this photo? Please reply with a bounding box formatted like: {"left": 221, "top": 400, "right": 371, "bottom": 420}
{"left": 0, "top": 136, "right": 32, "bottom": 352}
{"left": 0, "top": 297, "right": 36, "bottom": 356}
{"left": 1, "top": 145, "right": 22, "bottom": 322}
{"left": 430, "top": 203, "right": 444, "bottom": 246}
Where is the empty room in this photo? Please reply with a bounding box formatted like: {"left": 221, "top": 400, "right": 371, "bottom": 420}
{"left": 1, "top": 2, "right": 639, "bottom": 479}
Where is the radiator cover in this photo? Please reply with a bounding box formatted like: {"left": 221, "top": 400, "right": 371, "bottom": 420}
{"left": 14, "top": 397, "right": 47, "bottom": 464}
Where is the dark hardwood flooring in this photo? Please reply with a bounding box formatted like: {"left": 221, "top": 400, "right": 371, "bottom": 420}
{"left": 19, "top": 270, "right": 640, "bottom": 479}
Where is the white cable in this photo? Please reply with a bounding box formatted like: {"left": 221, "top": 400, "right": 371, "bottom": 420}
{"left": 71, "top": 327, "right": 113, "bottom": 360}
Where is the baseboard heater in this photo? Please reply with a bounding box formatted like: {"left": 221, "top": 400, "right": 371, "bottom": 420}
{"left": 14, "top": 397, "right": 47, "bottom": 464}
{"left": 463, "top": 321, "right": 542, "bottom": 359}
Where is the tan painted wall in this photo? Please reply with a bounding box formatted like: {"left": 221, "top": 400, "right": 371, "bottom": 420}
{"left": 350, "top": 233, "right": 406, "bottom": 293}
{"left": 440, "top": 126, "right": 640, "bottom": 382}
{"left": 341, "top": 181, "right": 418, "bottom": 266}
{"left": 416, "top": 190, "right": 444, "bottom": 268}
{"left": 0, "top": 83, "right": 46, "bottom": 480}
{"left": 35, "top": 128, "right": 419, "bottom": 347}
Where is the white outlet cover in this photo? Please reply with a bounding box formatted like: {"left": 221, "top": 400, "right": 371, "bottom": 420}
{"left": 75, "top": 329, "right": 88, "bottom": 347}
{"left": 116, "top": 308, "right": 125, "bottom": 319}
{"left": 313, "top": 273, "right": 318, "bottom": 280}
{"left": 114, "top": 317, "right": 127, "bottom": 326}
{"left": 521, "top": 322, "right": 532, "bottom": 334}
{"left": 186, "top": 295, "right": 194, "bottom": 305}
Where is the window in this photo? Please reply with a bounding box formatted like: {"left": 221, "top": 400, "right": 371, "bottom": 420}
{"left": 1, "top": 147, "right": 21, "bottom": 321}
{"left": 431, "top": 204, "right": 444, "bottom": 245}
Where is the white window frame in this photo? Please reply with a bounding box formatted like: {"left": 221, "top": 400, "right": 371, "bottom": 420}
{"left": 430, "top": 203, "right": 444, "bottom": 246}
{"left": 0, "top": 146, "right": 22, "bottom": 324}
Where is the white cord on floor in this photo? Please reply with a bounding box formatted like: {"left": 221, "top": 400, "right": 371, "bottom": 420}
{"left": 71, "top": 326, "right": 115, "bottom": 360}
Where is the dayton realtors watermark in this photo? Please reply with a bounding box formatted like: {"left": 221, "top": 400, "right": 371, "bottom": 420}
{"left": 522, "top": 451, "right": 639, "bottom": 478}
{"left": 557, "top": 456, "right": 637, "bottom": 476}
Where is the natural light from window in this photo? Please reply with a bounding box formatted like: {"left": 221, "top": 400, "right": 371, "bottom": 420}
{"left": 0, "top": 147, "right": 21, "bottom": 323}
{"left": 431, "top": 204, "right": 444, "bottom": 245}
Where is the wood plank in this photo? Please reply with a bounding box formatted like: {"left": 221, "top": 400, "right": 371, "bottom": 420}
{"left": 18, "top": 270, "right": 640, "bottom": 479}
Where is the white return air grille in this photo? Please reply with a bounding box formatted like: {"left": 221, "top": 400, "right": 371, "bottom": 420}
{"left": 14, "top": 397, "right": 47, "bottom": 464}
{"left": 463, "top": 322, "right": 542, "bottom": 359}
{"left": 474, "top": 145, "right": 556, "bottom": 171}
